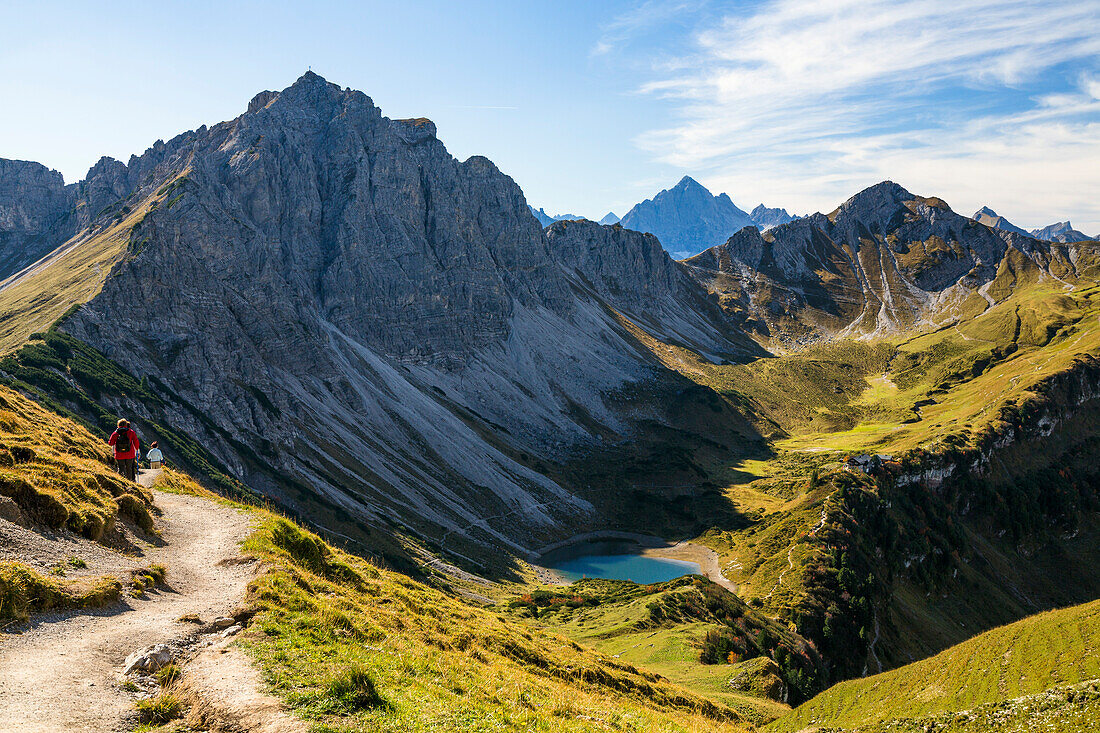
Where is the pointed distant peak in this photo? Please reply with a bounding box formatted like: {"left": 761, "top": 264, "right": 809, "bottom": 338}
{"left": 598, "top": 211, "right": 620, "bottom": 225}
{"left": 972, "top": 206, "right": 1028, "bottom": 235}
{"left": 674, "top": 175, "right": 707, "bottom": 191}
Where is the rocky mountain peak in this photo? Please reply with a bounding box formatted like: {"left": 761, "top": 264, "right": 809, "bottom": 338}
{"left": 267, "top": 70, "right": 362, "bottom": 118}
{"left": 666, "top": 176, "right": 714, "bottom": 203}
{"left": 291, "top": 69, "right": 330, "bottom": 89}
{"left": 972, "top": 205, "right": 1028, "bottom": 235}
{"left": 1030, "top": 220, "right": 1092, "bottom": 243}
{"left": 827, "top": 180, "right": 915, "bottom": 234}
{"left": 620, "top": 176, "right": 755, "bottom": 258}
{"left": 837, "top": 180, "right": 910, "bottom": 210}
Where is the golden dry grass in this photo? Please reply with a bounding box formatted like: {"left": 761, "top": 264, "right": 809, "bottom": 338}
{"left": 0, "top": 384, "right": 154, "bottom": 541}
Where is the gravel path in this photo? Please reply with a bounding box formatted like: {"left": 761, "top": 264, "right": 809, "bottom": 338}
{"left": 0, "top": 470, "right": 256, "bottom": 732}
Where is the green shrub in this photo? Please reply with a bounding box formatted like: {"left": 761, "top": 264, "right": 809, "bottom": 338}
{"left": 155, "top": 663, "right": 181, "bottom": 687}
{"left": 0, "top": 561, "right": 64, "bottom": 621}
{"left": 324, "top": 665, "right": 387, "bottom": 712}
{"left": 115, "top": 493, "right": 155, "bottom": 533}
{"left": 134, "top": 692, "right": 182, "bottom": 724}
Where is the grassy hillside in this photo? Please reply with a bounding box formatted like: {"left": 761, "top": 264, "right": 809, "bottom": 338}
{"left": 510, "top": 577, "right": 817, "bottom": 722}
{"left": 150, "top": 469, "right": 755, "bottom": 732}
{"left": 773, "top": 277, "right": 1100, "bottom": 456}
{"left": 0, "top": 382, "right": 153, "bottom": 540}
{"left": 769, "top": 599, "right": 1100, "bottom": 732}
{"left": 0, "top": 386, "right": 164, "bottom": 623}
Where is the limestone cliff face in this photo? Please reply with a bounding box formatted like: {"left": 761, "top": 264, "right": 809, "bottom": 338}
{"left": 0, "top": 149, "right": 193, "bottom": 282}
{"left": 684, "top": 182, "right": 1088, "bottom": 346}
{"left": 55, "top": 72, "right": 740, "bottom": 556}
{"left": 0, "top": 160, "right": 76, "bottom": 279}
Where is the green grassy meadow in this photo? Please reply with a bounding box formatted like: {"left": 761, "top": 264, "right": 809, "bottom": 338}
{"left": 769, "top": 599, "right": 1100, "bottom": 732}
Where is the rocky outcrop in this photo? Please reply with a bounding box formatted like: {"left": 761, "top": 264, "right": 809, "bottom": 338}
{"left": 620, "top": 176, "right": 756, "bottom": 259}
{"left": 0, "top": 148, "right": 194, "bottom": 282}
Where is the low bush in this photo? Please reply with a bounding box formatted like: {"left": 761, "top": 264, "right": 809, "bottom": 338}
{"left": 324, "top": 665, "right": 388, "bottom": 712}
{"left": 0, "top": 561, "right": 122, "bottom": 622}
{"left": 134, "top": 692, "right": 182, "bottom": 724}
{"left": 155, "top": 663, "right": 181, "bottom": 687}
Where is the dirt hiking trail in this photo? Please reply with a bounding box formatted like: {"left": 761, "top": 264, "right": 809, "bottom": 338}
{"left": 0, "top": 469, "right": 257, "bottom": 732}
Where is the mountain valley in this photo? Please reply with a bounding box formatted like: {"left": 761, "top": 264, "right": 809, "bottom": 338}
{"left": 2, "top": 71, "right": 1100, "bottom": 732}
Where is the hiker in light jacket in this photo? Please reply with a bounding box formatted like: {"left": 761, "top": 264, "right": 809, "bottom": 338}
{"left": 146, "top": 441, "right": 164, "bottom": 469}
{"left": 108, "top": 418, "right": 140, "bottom": 482}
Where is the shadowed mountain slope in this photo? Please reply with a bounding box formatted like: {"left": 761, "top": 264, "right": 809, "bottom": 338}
{"left": 546, "top": 218, "right": 765, "bottom": 361}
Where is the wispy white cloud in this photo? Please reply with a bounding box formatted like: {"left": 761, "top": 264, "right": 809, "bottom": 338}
{"left": 592, "top": 0, "right": 707, "bottom": 57}
{"left": 634, "top": 0, "right": 1100, "bottom": 232}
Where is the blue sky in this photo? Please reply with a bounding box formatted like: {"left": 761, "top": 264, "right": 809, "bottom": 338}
{"left": 3, "top": 0, "right": 1099, "bottom": 232}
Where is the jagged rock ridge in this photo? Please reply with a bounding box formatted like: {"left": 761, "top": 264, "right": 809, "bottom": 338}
{"left": 685, "top": 182, "right": 1090, "bottom": 346}
{"left": 749, "top": 204, "right": 798, "bottom": 231}
{"left": 1030, "top": 221, "right": 1093, "bottom": 243}
{"left": 974, "top": 207, "right": 1095, "bottom": 243}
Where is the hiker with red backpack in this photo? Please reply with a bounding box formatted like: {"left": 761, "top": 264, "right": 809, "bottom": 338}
{"left": 108, "top": 418, "right": 140, "bottom": 482}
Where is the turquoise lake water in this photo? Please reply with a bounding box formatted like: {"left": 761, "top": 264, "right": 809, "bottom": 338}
{"left": 545, "top": 549, "right": 701, "bottom": 584}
